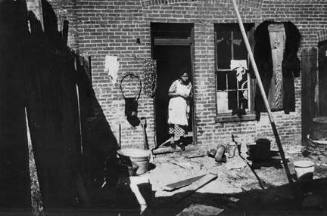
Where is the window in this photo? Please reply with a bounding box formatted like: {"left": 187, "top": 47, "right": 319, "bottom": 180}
{"left": 214, "top": 23, "right": 256, "bottom": 122}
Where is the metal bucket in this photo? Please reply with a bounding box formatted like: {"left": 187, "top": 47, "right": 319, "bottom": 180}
{"left": 311, "top": 117, "right": 327, "bottom": 140}
{"left": 247, "top": 138, "right": 271, "bottom": 161}
{"left": 117, "top": 148, "right": 151, "bottom": 175}
{"left": 293, "top": 160, "right": 315, "bottom": 181}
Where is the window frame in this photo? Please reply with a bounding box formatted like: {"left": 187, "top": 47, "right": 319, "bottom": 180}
{"left": 214, "top": 23, "right": 256, "bottom": 123}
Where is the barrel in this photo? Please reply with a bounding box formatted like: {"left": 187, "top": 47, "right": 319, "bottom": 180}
{"left": 310, "top": 116, "right": 327, "bottom": 140}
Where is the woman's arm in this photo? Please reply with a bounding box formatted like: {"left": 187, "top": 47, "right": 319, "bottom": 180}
{"left": 168, "top": 92, "right": 180, "bottom": 97}
{"left": 180, "top": 83, "right": 192, "bottom": 99}
{"left": 168, "top": 80, "right": 179, "bottom": 98}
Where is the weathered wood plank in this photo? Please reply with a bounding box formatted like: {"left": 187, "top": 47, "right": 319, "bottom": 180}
{"left": 163, "top": 174, "right": 206, "bottom": 192}
{"left": 26, "top": 0, "right": 44, "bottom": 31}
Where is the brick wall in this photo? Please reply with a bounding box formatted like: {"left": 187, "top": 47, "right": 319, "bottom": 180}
{"left": 48, "top": 0, "right": 327, "bottom": 150}
{"left": 260, "top": 0, "right": 327, "bottom": 150}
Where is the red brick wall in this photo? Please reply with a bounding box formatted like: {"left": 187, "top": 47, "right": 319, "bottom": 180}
{"left": 49, "top": 0, "right": 327, "bottom": 150}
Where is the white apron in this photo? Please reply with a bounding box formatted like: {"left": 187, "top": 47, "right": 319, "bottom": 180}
{"left": 167, "top": 80, "right": 192, "bottom": 126}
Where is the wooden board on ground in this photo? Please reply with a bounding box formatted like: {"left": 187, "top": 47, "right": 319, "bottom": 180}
{"left": 163, "top": 174, "right": 206, "bottom": 192}
{"left": 175, "top": 173, "right": 218, "bottom": 202}
{"left": 152, "top": 146, "right": 182, "bottom": 155}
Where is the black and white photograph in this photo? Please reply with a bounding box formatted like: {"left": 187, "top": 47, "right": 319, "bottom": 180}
{"left": 0, "top": 0, "right": 327, "bottom": 215}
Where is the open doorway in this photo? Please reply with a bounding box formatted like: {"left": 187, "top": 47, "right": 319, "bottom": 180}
{"left": 151, "top": 23, "right": 194, "bottom": 147}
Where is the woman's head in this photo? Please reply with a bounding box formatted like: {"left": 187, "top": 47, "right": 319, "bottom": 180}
{"left": 178, "top": 70, "right": 189, "bottom": 83}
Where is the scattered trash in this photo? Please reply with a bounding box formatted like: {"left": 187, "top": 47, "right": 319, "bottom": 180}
{"left": 226, "top": 156, "right": 247, "bottom": 170}
{"left": 168, "top": 160, "right": 194, "bottom": 170}
{"left": 241, "top": 182, "right": 262, "bottom": 191}
{"left": 207, "top": 148, "right": 217, "bottom": 158}
{"left": 168, "top": 161, "right": 188, "bottom": 169}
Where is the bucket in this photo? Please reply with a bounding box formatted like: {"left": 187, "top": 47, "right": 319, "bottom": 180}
{"left": 226, "top": 142, "right": 237, "bottom": 158}
{"left": 247, "top": 138, "right": 271, "bottom": 161}
{"left": 117, "top": 148, "right": 150, "bottom": 175}
{"left": 310, "top": 116, "right": 327, "bottom": 140}
{"left": 293, "top": 160, "right": 315, "bottom": 181}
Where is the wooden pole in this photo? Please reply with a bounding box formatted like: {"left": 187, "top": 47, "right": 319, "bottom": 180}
{"left": 25, "top": 108, "right": 45, "bottom": 215}
{"left": 140, "top": 117, "right": 149, "bottom": 150}
{"left": 74, "top": 57, "right": 91, "bottom": 207}
{"left": 62, "top": 20, "right": 69, "bottom": 46}
{"left": 118, "top": 123, "right": 121, "bottom": 148}
{"left": 231, "top": 0, "right": 293, "bottom": 183}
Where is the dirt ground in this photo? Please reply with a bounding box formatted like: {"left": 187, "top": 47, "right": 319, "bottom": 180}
{"left": 138, "top": 144, "right": 327, "bottom": 216}
{"left": 28, "top": 143, "right": 327, "bottom": 216}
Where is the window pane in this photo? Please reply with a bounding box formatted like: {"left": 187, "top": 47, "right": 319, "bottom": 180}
{"left": 215, "top": 23, "right": 254, "bottom": 117}
{"left": 217, "top": 71, "right": 226, "bottom": 90}
{"left": 227, "top": 70, "right": 237, "bottom": 90}
{"left": 217, "top": 91, "right": 229, "bottom": 113}
{"left": 239, "top": 90, "right": 248, "bottom": 109}
{"left": 228, "top": 90, "right": 237, "bottom": 110}
{"left": 217, "top": 31, "right": 231, "bottom": 69}
{"left": 233, "top": 30, "right": 247, "bottom": 60}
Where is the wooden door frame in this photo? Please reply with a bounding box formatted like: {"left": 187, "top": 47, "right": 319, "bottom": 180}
{"left": 151, "top": 28, "right": 196, "bottom": 148}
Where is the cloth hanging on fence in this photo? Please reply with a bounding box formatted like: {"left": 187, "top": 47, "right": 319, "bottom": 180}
{"left": 120, "top": 73, "right": 142, "bottom": 127}
{"left": 254, "top": 21, "right": 301, "bottom": 116}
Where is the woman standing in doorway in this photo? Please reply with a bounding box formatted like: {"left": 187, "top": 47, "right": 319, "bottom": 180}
{"left": 168, "top": 71, "right": 192, "bottom": 150}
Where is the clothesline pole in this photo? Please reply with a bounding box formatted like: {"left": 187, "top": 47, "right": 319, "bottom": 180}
{"left": 231, "top": 0, "right": 293, "bottom": 183}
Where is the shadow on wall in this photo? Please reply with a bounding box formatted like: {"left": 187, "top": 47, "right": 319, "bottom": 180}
{"left": 0, "top": 0, "right": 120, "bottom": 210}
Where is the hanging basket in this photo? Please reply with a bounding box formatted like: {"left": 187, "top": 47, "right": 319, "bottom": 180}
{"left": 120, "top": 73, "right": 142, "bottom": 127}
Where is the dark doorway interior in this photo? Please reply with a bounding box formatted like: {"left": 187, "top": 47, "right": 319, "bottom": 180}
{"left": 318, "top": 40, "right": 327, "bottom": 116}
{"left": 152, "top": 23, "right": 194, "bottom": 147}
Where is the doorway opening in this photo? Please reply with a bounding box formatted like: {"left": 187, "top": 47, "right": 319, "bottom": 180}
{"left": 151, "top": 23, "right": 194, "bottom": 147}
